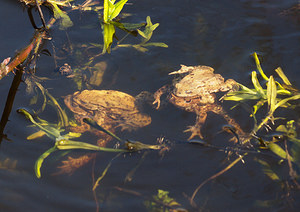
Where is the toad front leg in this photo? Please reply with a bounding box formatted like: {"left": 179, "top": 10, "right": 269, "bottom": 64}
{"left": 153, "top": 85, "right": 171, "bottom": 109}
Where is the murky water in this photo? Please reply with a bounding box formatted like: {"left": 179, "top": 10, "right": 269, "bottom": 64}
{"left": 1, "top": 0, "right": 300, "bottom": 211}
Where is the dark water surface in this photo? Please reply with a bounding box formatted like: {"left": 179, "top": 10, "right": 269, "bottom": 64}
{"left": 1, "top": 0, "right": 300, "bottom": 211}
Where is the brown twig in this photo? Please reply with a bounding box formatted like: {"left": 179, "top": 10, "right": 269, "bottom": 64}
{"left": 284, "top": 139, "right": 300, "bottom": 189}
{"left": 189, "top": 153, "right": 247, "bottom": 207}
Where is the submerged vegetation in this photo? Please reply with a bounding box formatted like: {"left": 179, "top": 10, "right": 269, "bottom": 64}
{"left": 0, "top": 0, "right": 300, "bottom": 211}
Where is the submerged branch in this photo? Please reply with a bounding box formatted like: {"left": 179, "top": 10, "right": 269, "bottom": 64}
{"left": 189, "top": 153, "right": 247, "bottom": 207}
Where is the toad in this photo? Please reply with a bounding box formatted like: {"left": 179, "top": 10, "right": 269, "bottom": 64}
{"left": 153, "top": 65, "right": 246, "bottom": 141}
{"left": 64, "top": 90, "right": 152, "bottom": 146}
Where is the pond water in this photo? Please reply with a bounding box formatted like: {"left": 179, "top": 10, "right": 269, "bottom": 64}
{"left": 1, "top": 0, "right": 300, "bottom": 211}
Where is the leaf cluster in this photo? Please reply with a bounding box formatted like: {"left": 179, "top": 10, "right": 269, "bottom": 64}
{"left": 224, "top": 52, "right": 300, "bottom": 135}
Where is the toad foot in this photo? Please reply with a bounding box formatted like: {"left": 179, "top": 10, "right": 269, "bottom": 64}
{"left": 184, "top": 125, "right": 203, "bottom": 140}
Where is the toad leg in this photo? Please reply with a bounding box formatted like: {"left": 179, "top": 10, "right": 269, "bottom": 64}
{"left": 153, "top": 85, "right": 170, "bottom": 109}
{"left": 184, "top": 110, "right": 208, "bottom": 140}
{"left": 212, "top": 104, "right": 247, "bottom": 142}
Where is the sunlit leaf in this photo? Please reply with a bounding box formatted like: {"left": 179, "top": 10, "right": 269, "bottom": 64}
{"left": 267, "top": 76, "right": 277, "bottom": 113}
{"left": 137, "top": 29, "right": 147, "bottom": 39}
{"left": 275, "top": 94, "right": 300, "bottom": 110}
{"left": 56, "top": 139, "right": 126, "bottom": 152}
{"left": 252, "top": 100, "right": 266, "bottom": 115}
{"left": 27, "top": 130, "right": 46, "bottom": 140}
{"left": 275, "top": 67, "right": 291, "bottom": 86}
{"left": 17, "top": 108, "right": 61, "bottom": 139}
{"left": 64, "top": 132, "right": 82, "bottom": 139}
{"left": 224, "top": 92, "right": 261, "bottom": 101}
{"left": 251, "top": 71, "right": 266, "bottom": 98}
{"left": 52, "top": 3, "right": 73, "bottom": 30}
{"left": 252, "top": 52, "right": 269, "bottom": 81}
{"left": 139, "top": 16, "right": 159, "bottom": 43}
{"left": 35, "top": 82, "right": 69, "bottom": 127}
{"left": 103, "top": 0, "right": 109, "bottom": 23}
{"left": 268, "top": 143, "right": 294, "bottom": 161}
{"left": 110, "top": 0, "right": 128, "bottom": 21}
{"left": 143, "top": 42, "right": 168, "bottom": 48}
{"left": 102, "top": 23, "right": 116, "bottom": 53}
{"left": 35, "top": 146, "right": 57, "bottom": 178}
{"left": 275, "top": 125, "right": 287, "bottom": 133}
{"left": 132, "top": 44, "right": 148, "bottom": 52}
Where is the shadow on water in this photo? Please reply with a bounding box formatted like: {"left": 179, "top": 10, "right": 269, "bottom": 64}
{"left": 1, "top": 0, "right": 300, "bottom": 211}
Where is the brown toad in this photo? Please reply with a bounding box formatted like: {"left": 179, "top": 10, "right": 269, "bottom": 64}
{"left": 64, "top": 90, "right": 152, "bottom": 146}
{"left": 153, "top": 65, "right": 245, "bottom": 141}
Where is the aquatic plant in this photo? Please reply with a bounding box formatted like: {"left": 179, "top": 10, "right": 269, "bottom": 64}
{"left": 17, "top": 108, "right": 127, "bottom": 178}
{"left": 224, "top": 52, "right": 300, "bottom": 141}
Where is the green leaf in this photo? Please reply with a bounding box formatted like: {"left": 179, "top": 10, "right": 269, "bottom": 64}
{"left": 64, "top": 132, "right": 82, "bottom": 139}
{"left": 256, "top": 159, "right": 280, "bottom": 181}
{"left": 252, "top": 100, "right": 266, "bottom": 115}
{"left": 252, "top": 52, "right": 269, "bottom": 81}
{"left": 275, "top": 94, "right": 300, "bottom": 110}
{"left": 275, "top": 125, "right": 287, "bottom": 133}
{"left": 110, "top": 0, "right": 128, "bottom": 21}
{"left": 251, "top": 71, "right": 266, "bottom": 98}
{"left": 137, "top": 29, "right": 147, "bottom": 39}
{"left": 102, "top": 23, "right": 116, "bottom": 53}
{"left": 267, "top": 76, "right": 277, "bottom": 113}
{"left": 275, "top": 67, "right": 291, "bottom": 86}
{"left": 52, "top": 3, "right": 73, "bottom": 30}
{"left": 268, "top": 143, "right": 294, "bottom": 161}
{"left": 140, "top": 16, "right": 159, "bottom": 43}
{"left": 17, "top": 108, "right": 61, "bottom": 139}
{"left": 132, "top": 44, "right": 149, "bottom": 52}
{"left": 224, "top": 92, "right": 261, "bottom": 101}
{"left": 103, "top": 0, "right": 109, "bottom": 23}
{"left": 56, "top": 139, "right": 127, "bottom": 152}
{"left": 142, "top": 42, "right": 168, "bottom": 48}
{"left": 35, "top": 146, "right": 57, "bottom": 178}
{"left": 27, "top": 130, "right": 46, "bottom": 140}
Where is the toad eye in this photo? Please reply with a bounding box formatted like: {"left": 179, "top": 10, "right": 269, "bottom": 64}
{"left": 185, "top": 90, "right": 192, "bottom": 94}
{"left": 185, "top": 99, "right": 191, "bottom": 103}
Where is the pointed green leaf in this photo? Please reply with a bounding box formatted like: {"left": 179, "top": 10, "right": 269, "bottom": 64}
{"left": 102, "top": 23, "right": 116, "bottom": 53}
{"left": 56, "top": 139, "right": 126, "bottom": 152}
{"left": 132, "top": 45, "right": 148, "bottom": 52}
{"left": 275, "top": 125, "right": 287, "bottom": 133}
{"left": 35, "top": 146, "right": 57, "bottom": 178}
{"left": 256, "top": 159, "right": 280, "bottom": 181}
{"left": 252, "top": 52, "right": 269, "bottom": 81}
{"left": 142, "top": 42, "right": 168, "bottom": 48}
{"left": 27, "top": 130, "right": 46, "bottom": 140}
{"left": 267, "top": 76, "right": 277, "bottom": 113}
{"left": 137, "top": 29, "right": 147, "bottom": 39}
{"left": 275, "top": 94, "right": 300, "bottom": 110}
{"left": 140, "top": 16, "right": 159, "bottom": 43}
{"left": 252, "top": 100, "right": 266, "bottom": 115}
{"left": 52, "top": 3, "right": 73, "bottom": 30}
{"left": 149, "top": 23, "right": 159, "bottom": 32}
{"left": 252, "top": 71, "right": 266, "bottom": 98}
{"left": 110, "top": 0, "right": 128, "bottom": 21}
{"left": 268, "top": 143, "right": 294, "bottom": 161}
{"left": 103, "top": 0, "right": 109, "bottom": 23}
{"left": 275, "top": 67, "right": 291, "bottom": 86}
